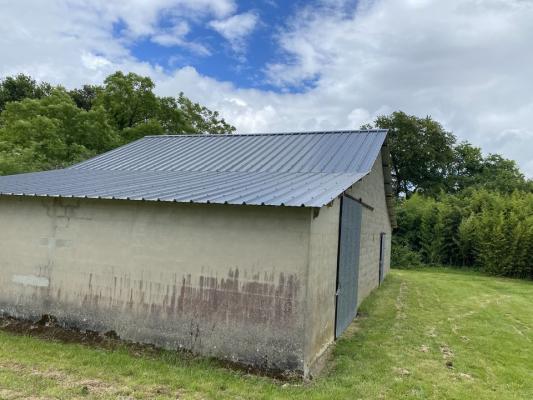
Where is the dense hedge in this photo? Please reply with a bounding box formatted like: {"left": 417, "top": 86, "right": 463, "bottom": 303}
{"left": 393, "top": 189, "right": 533, "bottom": 279}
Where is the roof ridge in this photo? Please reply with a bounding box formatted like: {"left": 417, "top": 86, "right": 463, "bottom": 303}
{"left": 69, "top": 168, "right": 353, "bottom": 175}
{"left": 144, "top": 129, "right": 387, "bottom": 139}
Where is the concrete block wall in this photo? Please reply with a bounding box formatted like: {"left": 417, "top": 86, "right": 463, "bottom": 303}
{"left": 0, "top": 197, "right": 311, "bottom": 373}
{"left": 304, "top": 203, "right": 339, "bottom": 374}
{"left": 346, "top": 152, "right": 392, "bottom": 305}
{"left": 304, "top": 152, "right": 393, "bottom": 373}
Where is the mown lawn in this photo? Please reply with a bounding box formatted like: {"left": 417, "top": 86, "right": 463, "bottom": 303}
{"left": 0, "top": 268, "right": 532, "bottom": 399}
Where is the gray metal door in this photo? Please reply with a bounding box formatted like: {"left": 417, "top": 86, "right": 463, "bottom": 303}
{"left": 335, "top": 195, "right": 362, "bottom": 338}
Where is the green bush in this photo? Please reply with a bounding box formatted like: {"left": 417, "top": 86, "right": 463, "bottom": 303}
{"left": 395, "top": 190, "right": 533, "bottom": 279}
{"left": 391, "top": 237, "right": 423, "bottom": 269}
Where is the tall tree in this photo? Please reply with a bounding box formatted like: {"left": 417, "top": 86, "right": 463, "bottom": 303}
{"left": 176, "top": 93, "right": 235, "bottom": 134}
{"left": 94, "top": 72, "right": 235, "bottom": 142}
{"left": 0, "top": 89, "right": 119, "bottom": 174}
{"left": 93, "top": 72, "right": 159, "bottom": 133}
{"left": 446, "top": 142, "right": 484, "bottom": 192}
{"left": 478, "top": 154, "right": 529, "bottom": 193}
{"left": 0, "top": 71, "right": 236, "bottom": 176}
{"left": 0, "top": 74, "right": 53, "bottom": 112}
{"left": 68, "top": 84, "right": 100, "bottom": 111}
{"left": 447, "top": 143, "right": 530, "bottom": 194}
{"left": 374, "top": 111, "right": 456, "bottom": 197}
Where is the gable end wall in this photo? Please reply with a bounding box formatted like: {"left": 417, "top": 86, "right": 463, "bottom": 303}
{"left": 304, "top": 151, "right": 392, "bottom": 375}
{"left": 347, "top": 151, "right": 392, "bottom": 304}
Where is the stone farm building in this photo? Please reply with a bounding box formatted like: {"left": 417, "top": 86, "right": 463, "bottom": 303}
{"left": 0, "top": 130, "right": 395, "bottom": 376}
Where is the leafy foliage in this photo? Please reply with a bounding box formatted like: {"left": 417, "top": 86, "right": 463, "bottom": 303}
{"left": 371, "top": 111, "right": 531, "bottom": 197}
{"left": 395, "top": 191, "right": 533, "bottom": 278}
{"left": 0, "top": 71, "right": 235, "bottom": 175}
{"left": 372, "top": 111, "right": 531, "bottom": 278}
{"left": 374, "top": 111, "right": 456, "bottom": 197}
{"left": 94, "top": 72, "right": 160, "bottom": 133}
{"left": 93, "top": 72, "right": 235, "bottom": 142}
{"left": 0, "top": 74, "right": 53, "bottom": 112}
{"left": 0, "top": 89, "right": 118, "bottom": 174}
{"left": 176, "top": 93, "right": 235, "bottom": 134}
{"left": 390, "top": 236, "right": 423, "bottom": 269}
{"left": 446, "top": 143, "right": 529, "bottom": 194}
{"left": 68, "top": 85, "right": 99, "bottom": 111}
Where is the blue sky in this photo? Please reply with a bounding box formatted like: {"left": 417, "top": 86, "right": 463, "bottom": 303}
{"left": 125, "top": 1, "right": 307, "bottom": 91}
{"left": 0, "top": 0, "right": 532, "bottom": 176}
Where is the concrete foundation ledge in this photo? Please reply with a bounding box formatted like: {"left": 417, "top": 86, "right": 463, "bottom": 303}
{"left": 0, "top": 312, "right": 308, "bottom": 380}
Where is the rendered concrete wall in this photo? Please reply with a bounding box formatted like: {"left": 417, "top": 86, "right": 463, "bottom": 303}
{"left": 304, "top": 152, "right": 392, "bottom": 373}
{"left": 304, "top": 203, "right": 339, "bottom": 374}
{"left": 347, "top": 152, "right": 392, "bottom": 305}
{"left": 0, "top": 197, "right": 310, "bottom": 372}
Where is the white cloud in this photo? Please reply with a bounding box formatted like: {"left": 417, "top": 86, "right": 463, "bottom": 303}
{"left": 151, "top": 21, "right": 191, "bottom": 46}
{"left": 0, "top": 0, "right": 532, "bottom": 177}
{"left": 80, "top": 0, "right": 237, "bottom": 38}
{"left": 209, "top": 12, "right": 259, "bottom": 53}
{"left": 81, "top": 52, "right": 113, "bottom": 70}
{"left": 150, "top": 21, "right": 211, "bottom": 55}
{"left": 260, "top": 0, "right": 533, "bottom": 175}
{"left": 65, "top": 0, "right": 236, "bottom": 53}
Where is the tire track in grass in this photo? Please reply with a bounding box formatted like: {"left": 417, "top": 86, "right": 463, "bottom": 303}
{"left": 392, "top": 278, "right": 411, "bottom": 380}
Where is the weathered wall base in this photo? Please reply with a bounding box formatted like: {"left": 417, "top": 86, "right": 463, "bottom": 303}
{"left": 0, "top": 276, "right": 302, "bottom": 371}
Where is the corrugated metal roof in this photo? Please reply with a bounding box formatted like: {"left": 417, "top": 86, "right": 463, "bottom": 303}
{"left": 73, "top": 130, "right": 386, "bottom": 174}
{"left": 0, "top": 130, "right": 388, "bottom": 208}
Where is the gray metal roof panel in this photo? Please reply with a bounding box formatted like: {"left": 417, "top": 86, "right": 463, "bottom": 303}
{"left": 0, "top": 130, "right": 387, "bottom": 208}
{"left": 71, "top": 130, "right": 387, "bottom": 174}
{"left": 0, "top": 169, "right": 362, "bottom": 207}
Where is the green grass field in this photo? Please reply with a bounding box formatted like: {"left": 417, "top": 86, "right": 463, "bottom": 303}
{"left": 0, "top": 268, "right": 532, "bottom": 399}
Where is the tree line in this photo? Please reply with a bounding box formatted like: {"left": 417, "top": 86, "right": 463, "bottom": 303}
{"left": 367, "top": 112, "right": 532, "bottom": 279}
{"left": 0, "top": 72, "right": 235, "bottom": 175}
{"left": 393, "top": 190, "right": 533, "bottom": 279}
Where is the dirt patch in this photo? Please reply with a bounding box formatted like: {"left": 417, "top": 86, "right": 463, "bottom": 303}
{"left": 0, "top": 314, "right": 113, "bottom": 347}
{"left": 440, "top": 344, "right": 454, "bottom": 369}
{"left": 457, "top": 372, "right": 473, "bottom": 380}
{"left": 440, "top": 344, "right": 454, "bottom": 358}
{"left": 0, "top": 389, "right": 21, "bottom": 400}
{"left": 393, "top": 367, "right": 411, "bottom": 377}
{"left": 342, "top": 312, "right": 367, "bottom": 338}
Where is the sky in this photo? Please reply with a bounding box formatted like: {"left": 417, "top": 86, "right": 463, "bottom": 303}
{"left": 0, "top": 0, "right": 532, "bottom": 176}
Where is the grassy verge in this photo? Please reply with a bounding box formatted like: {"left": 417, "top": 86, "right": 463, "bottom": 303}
{"left": 0, "top": 268, "right": 532, "bottom": 399}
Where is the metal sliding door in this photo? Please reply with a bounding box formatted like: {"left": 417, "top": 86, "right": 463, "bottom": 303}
{"left": 335, "top": 195, "right": 362, "bottom": 338}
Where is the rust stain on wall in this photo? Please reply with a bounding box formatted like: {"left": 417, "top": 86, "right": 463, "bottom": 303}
{"left": 172, "top": 269, "right": 300, "bottom": 325}
{"left": 77, "top": 269, "right": 300, "bottom": 327}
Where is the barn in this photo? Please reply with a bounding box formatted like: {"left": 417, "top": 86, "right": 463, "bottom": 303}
{"left": 0, "top": 129, "right": 395, "bottom": 376}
